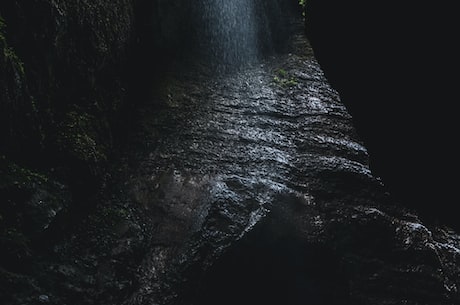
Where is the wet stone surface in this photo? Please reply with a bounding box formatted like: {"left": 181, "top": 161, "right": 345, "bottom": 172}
{"left": 7, "top": 26, "right": 458, "bottom": 305}
{"left": 116, "top": 31, "right": 460, "bottom": 305}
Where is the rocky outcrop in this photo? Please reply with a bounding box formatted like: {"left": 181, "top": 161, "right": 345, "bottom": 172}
{"left": 196, "top": 198, "right": 460, "bottom": 305}
{"left": 304, "top": 0, "right": 458, "bottom": 230}
{"left": 100, "top": 27, "right": 459, "bottom": 305}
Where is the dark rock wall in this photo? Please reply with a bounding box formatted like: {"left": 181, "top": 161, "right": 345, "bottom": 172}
{"left": 0, "top": 2, "right": 305, "bottom": 303}
{"left": 0, "top": 0, "right": 138, "bottom": 184}
{"left": 0, "top": 15, "right": 40, "bottom": 159}
{"left": 0, "top": 0, "right": 141, "bottom": 294}
{"left": 304, "top": 0, "right": 458, "bottom": 229}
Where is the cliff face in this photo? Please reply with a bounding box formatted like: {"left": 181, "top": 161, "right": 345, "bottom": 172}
{"left": 0, "top": 0, "right": 139, "bottom": 299}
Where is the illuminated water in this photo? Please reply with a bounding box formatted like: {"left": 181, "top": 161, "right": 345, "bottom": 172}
{"left": 199, "top": 0, "right": 260, "bottom": 66}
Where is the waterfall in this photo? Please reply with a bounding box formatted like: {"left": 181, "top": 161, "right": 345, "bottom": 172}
{"left": 154, "top": 0, "right": 292, "bottom": 69}
{"left": 199, "top": 0, "right": 260, "bottom": 68}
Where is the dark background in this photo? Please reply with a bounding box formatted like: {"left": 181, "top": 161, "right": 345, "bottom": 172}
{"left": 304, "top": 0, "right": 458, "bottom": 229}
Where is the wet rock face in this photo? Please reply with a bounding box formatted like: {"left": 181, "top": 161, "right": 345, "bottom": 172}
{"left": 0, "top": 0, "right": 139, "bottom": 245}
{"left": 0, "top": 0, "right": 139, "bottom": 302}
{"left": 1, "top": 2, "right": 459, "bottom": 305}
{"left": 115, "top": 29, "right": 459, "bottom": 305}
{"left": 1, "top": 17, "right": 45, "bottom": 164}
{"left": 0, "top": 0, "right": 135, "bottom": 170}
{"left": 304, "top": 0, "right": 458, "bottom": 229}
{"left": 197, "top": 203, "right": 460, "bottom": 305}
{"left": 0, "top": 157, "right": 71, "bottom": 303}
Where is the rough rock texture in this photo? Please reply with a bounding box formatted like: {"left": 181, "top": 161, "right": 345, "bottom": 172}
{"left": 0, "top": 0, "right": 139, "bottom": 301}
{"left": 14, "top": 21, "right": 454, "bottom": 305}
{"left": 1, "top": 2, "right": 459, "bottom": 305}
{"left": 114, "top": 25, "right": 459, "bottom": 305}
{"left": 0, "top": 0, "right": 137, "bottom": 178}
{"left": 304, "top": 0, "right": 459, "bottom": 229}
{"left": 0, "top": 16, "right": 40, "bottom": 156}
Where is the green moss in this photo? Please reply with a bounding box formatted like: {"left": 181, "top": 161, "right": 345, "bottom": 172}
{"left": 273, "top": 68, "right": 298, "bottom": 88}
{"left": 0, "top": 15, "right": 6, "bottom": 41}
{"left": 276, "top": 68, "right": 288, "bottom": 78}
{"left": 4, "top": 48, "right": 25, "bottom": 75}
{"left": 0, "top": 155, "right": 49, "bottom": 189}
{"left": 57, "top": 111, "right": 107, "bottom": 164}
{"left": 0, "top": 16, "right": 25, "bottom": 76}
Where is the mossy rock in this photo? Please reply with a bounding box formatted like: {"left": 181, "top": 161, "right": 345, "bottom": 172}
{"left": 57, "top": 110, "right": 108, "bottom": 165}
{"left": 273, "top": 68, "right": 299, "bottom": 88}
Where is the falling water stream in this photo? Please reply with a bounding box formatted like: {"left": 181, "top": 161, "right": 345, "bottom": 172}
{"left": 200, "top": 0, "right": 260, "bottom": 65}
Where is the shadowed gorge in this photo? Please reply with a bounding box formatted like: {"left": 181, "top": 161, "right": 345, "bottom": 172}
{"left": 1, "top": 1, "right": 459, "bottom": 305}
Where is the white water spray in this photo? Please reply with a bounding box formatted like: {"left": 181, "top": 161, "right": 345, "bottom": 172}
{"left": 201, "top": 0, "right": 260, "bottom": 67}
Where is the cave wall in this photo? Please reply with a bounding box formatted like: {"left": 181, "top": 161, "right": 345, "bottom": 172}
{"left": 0, "top": 0, "right": 300, "bottom": 281}
{"left": 0, "top": 1, "right": 143, "bottom": 296}
{"left": 0, "top": 1, "right": 305, "bottom": 303}
{"left": 0, "top": 0, "right": 139, "bottom": 184}
{"left": 304, "top": 0, "right": 458, "bottom": 229}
